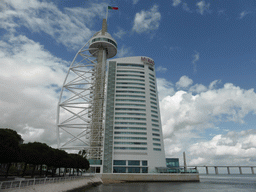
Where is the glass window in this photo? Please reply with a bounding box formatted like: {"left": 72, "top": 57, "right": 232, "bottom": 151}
{"left": 152, "top": 128, "right": 159, "bottom": 132}
{"left": 115, "top": 122, "right": 146, "bottom": 125}
{"left": 116, "top": 90, "right": 145, "bottom": 94}
{"left": 148, "top": 67, "right": 154, "bottom": 71}
{"left": 142, "top": 161, "right": 148, "bottom": 166}
{"left": 117, "top": 70, "right": 144, "bottom": 74}
{"left": 150, "top": 89, "right": 156, "bottom": 93}
{"left": 116, "top": 86, "right": 145, "bottom": 90}
{"left": 149, "top": 73, "right": 155, "bottom": 77}
{"left": 151, "top": 106, "right": 157, "bottom": 109}
{"left": 114, "top": 137, "right": 147, "bottom": 140}
{"left": 114, "top": 160, "right": 126, "bottom": 165}
{"left": 152, "top": 133, "right": 160, "bottom": 136}
{"left": 116, "top": 95, "right": 145, "bottom": 98}
{"left": 116, "top": 99, "right": 145, "bottom": 102}
{"left": 142, "top": 167, "right": 148, "bottom": 173}
{"left": 116, "top": 112, "right": 146, "bottom": 116}
{"left": 117, "top": 78, "right": 145, "bottom": 82}
{"left": 128, "top": 160, "right": 140, "bottom": 166}
{"left": 151, "top": 110, "right": 158, "bottom": 114}
{"left": 115, "top": 103, "right": 146, "bottom": 107}
{"left": 114, "top": 147, "right": 147, "bottom": 150}
{"left": 114, "top": 142, "right": 147, "bottom": 145}
{"left": 150, "top": 93, "right": 156, "bottom": 97}
{"left": 115, "top": 117, "right": 146, "bottom": 121}
{"left": 149, "top": 77, "right": 155, "bottom": 81}
{"left": 152, "top": 124, "right": 159, "bottom": 127}
{"left": 115, "top": 127, "right": 146, "bottom": 130}
{"left": 150, "top": 101, "right": 157, "bottom": 105}
{"left": 153, "top": 148, "right": 161, "bottom": 151}
{"left": 117, "top": 63, "right": 144, "bottom": 68}
{"left": 151, "top": 114, "right": 158, "bottom": 118}
{"left": 115, "top": 108, "right": 146, "bottom": 111}
{"left": 152, "top": 119, "right": 159, "bottom": 123}
{"left": 128, "top": 167, "right": 140, "bottom": 173}
{"left": 116, "top": 82, "right": 145, "bottom": 86}
{"left": 150, "top": 85, "right": 155, "bottom": 89}
{"left": 114, "top": 132, "right": 147, "bottom": 135}
{"left": 153, "top": 143, "right": 161, "bottom": 146}
{"left": 149, "top": 81, "right": 155, "bottom": 85}
{"left": 150, "top": 97, "right": 157, "bottom": 101}
{"left": 153, "top": 138, "right": 160, "bottom": 141}
{"left": 113, "top": 167, "right": 126, "bottom": 173}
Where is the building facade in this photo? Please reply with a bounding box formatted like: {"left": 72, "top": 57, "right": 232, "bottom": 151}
{"left": 103, "top": 56, "right": 166, "bottom": 173}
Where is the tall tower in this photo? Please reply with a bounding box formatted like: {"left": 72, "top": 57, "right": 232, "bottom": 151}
{"left": 103, "top": 56, "right": 166, "bottom": 173}
{"left": 57, "top": 19, "right": 117, "bottom": 173}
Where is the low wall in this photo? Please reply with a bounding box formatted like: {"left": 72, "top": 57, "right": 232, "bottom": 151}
{"left": 101, "top": 173, "right": 200, "bottom": 182}
{"left": 3, "top": 176, "right": 102, "bottom": 192}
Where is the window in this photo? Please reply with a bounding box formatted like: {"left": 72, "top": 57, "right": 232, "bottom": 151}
{"left": 117, "top": 70, "right": 144, "bottom": 74}
{"left": 116, "top": 86, "right": 145, "bottom": 90}
{"left": 116, "top": 99, "right": 145, "bottom": 103}
{"left": 153, "top": 148, "right": 161, "bottom": 151}
{"left": 152, "top": 128, "right": 159, "bottom": 132}
{"left": 153, "top": 138, "right": 160, "bottom": 141}
{"left": 115, "top": 117, "right": 146, "bottom": 121}
{"left": 115, "top": 108, "right": 146, "bottom": 111}
{"left": 151, "top": 114, "right": 158, "bottom": 118}
{"left": 117, "top": 63, "right": 144, "bottom": 68}
{"left": 114, "top": 160, "right": 126, "bottom": 165}
{"left": 149, "top": 77, "right": 155, "bottom": 81}
{"left": 150, "top": 85, "right": 155, "bottom": 89}
{"left": 115, "top": 127, "right": 147, "bottom": 130}
{"left": 150, "top": 97, "right": 156, "bottom": 101}
{"left": 116, "top": 82, "right": 145, "bottom": 86}
{"left": 116, "top": 95, "right": 145, "bottom": 98}
{"left": 149, "top": 73, "right": 155, "bottom": 77}
{"left": 152, "top": 119, "right": 159, "bottom": 123}
{"left": 114, "top": 132, "right": 147, "bottom": 135}
{"left": 150, "top": 93, "right": 156, "bottom": 97}
{"left": 114, "top": 137, "right": 147, "bottom": 140}
{"left": 128, "top": 161, "right": 140, "bottom": 166}
{"left": 151, "top": 110, "right": 158, "bottom": 114}
{"left": 128, "top": 167, "right": 140, "bottom": 173}
{"left": 117, "top": 78, "right": 145, "bottom": 82}
{"left": 115, "top": 113, "right": 146, "bottom": 116}
{"left": 151, "top": 106, "right": 157, "bottom": 109}
{"left": 148, "top": 67, "right": 154, "bottom": 71}
{"left": 115, "top": 122, "right": 146, "bottom": 125}
{"left": 114, "top": 147, "right": 147, "bottom": 150}
{"left": 142, "top": 161, "right": 148, "bottom": 166}
{"left": 150, "top": 101, "right": 157, "bottom": 105}
{"left": 113, "top": 167, "right": 126, "bottom": 173}
{"left": 115, "top": 103, "right": 145, "bottom": 107}
{"left": 116, "top": 91, "right": 145, "bottom": 94}
{"left": 153, "top": 143, "right": 161, "bottom": 146}
{"left": 142, "top": 167, "right": 148, "bottom": 173}
{"left": 149, "top": 81, "right": 155, "bottom": 85}
{"left": 150, "top": 89, "right": 156, "bottom": 93}
{"left": 152, "top": 133, "right": 160, "bottom": 136}
{"left": 152, "top": 124, "right": 159, "bottom": 127}
{"left": 114, "top": 142, "right": 147, "bottom": 145}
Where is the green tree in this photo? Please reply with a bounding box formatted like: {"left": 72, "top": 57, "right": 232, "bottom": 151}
{"left": 0, "top": 128, "right": 23, "bottom": 178}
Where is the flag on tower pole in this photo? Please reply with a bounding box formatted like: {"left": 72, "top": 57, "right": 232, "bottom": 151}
{"left": 106, "top": 6, "right": 118, "bottom": 21}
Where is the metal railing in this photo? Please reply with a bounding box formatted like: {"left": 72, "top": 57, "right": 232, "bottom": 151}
{"left": 0, "top": 174, "right": 95, "bottom": 190}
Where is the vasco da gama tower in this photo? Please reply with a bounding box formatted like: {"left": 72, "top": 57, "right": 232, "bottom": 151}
{"left": 57, "top": 19, "right": 166, "bottom": 173}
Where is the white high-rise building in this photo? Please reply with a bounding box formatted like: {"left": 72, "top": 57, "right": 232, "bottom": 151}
{"left": 103, "top": 56, "right": 166, "bottom": 173}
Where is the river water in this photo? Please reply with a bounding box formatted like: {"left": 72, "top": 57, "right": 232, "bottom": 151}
{"left": 77, "top": 175, "right": 256, "bottom": 192}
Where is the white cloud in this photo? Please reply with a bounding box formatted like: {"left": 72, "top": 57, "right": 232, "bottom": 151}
{"left": 0, "top": 0, "right": 107, "bottom": 50}
{"left": 0, "top": 34, "right": 68, "bottom": 145}
{"left": 156, "top": 66, "right": 167, "bottom": 73}
{"left": 116, "top": 45, "right": 133, "bottom": 58}
{"left": 192, "top": 51, "right": 199, "bottom": 73}
{"left": 133, "top": 0, "right": 139, "bottom": 5}
{"left": 196, "top": 0, "right": 210, "bottom": 15}
{"left": 172, "top": 0, "right": 182, "bottom": 7}
{"left": 114, "top": 28, "right": 127, "bottom": 39}
{"left": 160, "top": 79, "right": 256, "bottom": 165}
{"left": 132, "top": 5, "right": 161, "bottom": 34}
{"left": 182, "top": 3, "right": 191, "bottom": 12}
{"left": 176, "top": 75, "right": 193, "bottom": 88}
{"left": 239, "top": 11, "right": 250, "bottom": 19}
{"left": 156, "top": 78, "right": 175, "bottom": 101}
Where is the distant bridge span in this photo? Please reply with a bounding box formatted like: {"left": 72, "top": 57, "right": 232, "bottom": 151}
{"left": 186, "top": 165, "right": 256, "bottom": 175}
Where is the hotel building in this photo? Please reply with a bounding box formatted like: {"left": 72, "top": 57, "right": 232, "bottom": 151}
{"left": 103, "top": 56, "right": 166, "bottom": 173}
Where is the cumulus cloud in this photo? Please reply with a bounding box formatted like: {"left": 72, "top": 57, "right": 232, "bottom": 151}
{"left": 172, "top": 0, "right": 182, "bottom": 7}
{"left": 160, "top": 79, "right": 256, "bottom": 166}
{"left": 0, "top": 0, "right": 106, "bottom": 50}
{"left": 196, "top": 0, "right": 210, "bottom": 15}
{"left": 132, "top": 5, "right": 161, "bottom": 34}
{"left": 156, "top": 66, "right": 167, "bottom": 73}
{"left": 0, "top": 34, "right": 68, "bottom": 145}
{"left": 239, "top": 11, "right": 250, "bottom": 19}
{"left": 114, "top": 28, "right": 127, "bottom": 39}
{"left": 192, "top": 51, "right": 199, "bottom": 73}
{"left": 176, "top": 75, "right": 193, "bottom": 88}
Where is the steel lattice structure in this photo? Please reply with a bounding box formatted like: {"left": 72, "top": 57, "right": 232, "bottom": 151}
{"left": 57, "top": 19, "right": 117, "bottom": 162}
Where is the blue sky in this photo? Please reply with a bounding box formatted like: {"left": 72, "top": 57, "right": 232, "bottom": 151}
{"left": 1, "top": 0, "right": 256, "bottom": 166}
